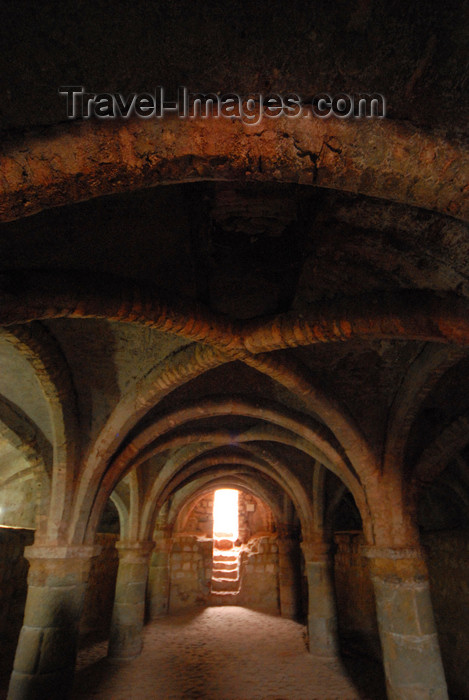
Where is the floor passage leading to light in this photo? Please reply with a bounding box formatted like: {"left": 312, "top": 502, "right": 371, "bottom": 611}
{"left": 72, "top": 607, "right": 385, "bottom": 699}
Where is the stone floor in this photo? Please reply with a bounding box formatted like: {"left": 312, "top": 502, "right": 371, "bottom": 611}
{"left": 71, "top": 607, "right": 386, "bottom": 699}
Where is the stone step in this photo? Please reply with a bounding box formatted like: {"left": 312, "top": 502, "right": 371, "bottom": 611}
{"left": 213, "top": 548, "right": 239, "bottom": 556}
{"left": 214, "top": 538, "right": 235, "bottom": 550}
{"left": 213, "top": 555, "right": 237, "bottom": 563}
{"left": 213, "top": 561, "right": 238, "bottom": 571}
{"left": 211, "top": 577, "right": 240, "bottom": 592}
{"left": 212, "top": 567, "right": 238, "bottom": 579}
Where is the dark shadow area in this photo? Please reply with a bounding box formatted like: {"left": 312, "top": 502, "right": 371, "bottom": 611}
{"left": 339, "top": 645, "right": 387, "bottom": 700}
{"left": 0, "top": 527, "right": 34, "bottom": 700}
{"left": 79, "top": 531, "right": 119, "bottom": 650}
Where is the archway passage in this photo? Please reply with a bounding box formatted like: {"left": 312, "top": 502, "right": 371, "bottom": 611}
{"left": 168, "top": 487, "right": 284, "bottom": 614}
{"left": 212, "top": 489, "right": 241, "bottom": 600}
{"left": 213, "top": 489, "right": 239, "bottom": 540}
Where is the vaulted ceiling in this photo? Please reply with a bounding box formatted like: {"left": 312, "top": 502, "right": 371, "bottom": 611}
{"left": 0, "top": 1, "right": 467, "bottom": 546}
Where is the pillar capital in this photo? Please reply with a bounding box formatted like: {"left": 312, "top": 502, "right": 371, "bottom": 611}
{"left": 7, "top": 545, "right": 97, "bottom": 699}
{"left": 25, "top": 543, "right": 100, "bottom": 561}
{"left": 23, "top": 544, "right": 99, "bottom": 588}
{"left": 301, "top": 537, "right": 331, "bottom": 562}
{"left": 366, "top": 544, "right": 448, "bottom": 697}
{"left": 116, "top": 540, "right": 154, "bottom": 562}
{"left": 362, "top": 545, "right": 428, "bottom": 582}
{"left": 361, "top": 545, "right": 424, "bottom": 560}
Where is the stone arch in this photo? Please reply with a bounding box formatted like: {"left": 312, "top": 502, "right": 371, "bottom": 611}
{"left": 413, "top": 411, "right": 469, "bottom": 486}
{"left": 1, "top": 276, "right": 469, "bottom": 353}
{"left": 127, "top": 470, "right": 142, "bottom": 542}
{"left": 79, "top": 391, "right": 366, "bottom": 539}
{"left": 3, "top": 276, "right": 469, "bottom": 546}
{"left": 384, "top": 345, "right": 469, "bottom": 476}
{"left": 241, "top": 291, "right": 469, "bottom": 353}
{"left": 74, "top": 344, "right": 373, "bottom": 547}
{"left": 96, "top": 424, "right": 369, "bottom": 548}
{"left": 243, "top": 352, "right": 377, "bottom": 480}
{"left": 167, "top": 474, "right": 284, "bottom": 535}
{"left": 0, "top": 394, "right": 52, "bottom": 475}
{"left": 1, "top": 116, "right": 467, "bottom": 223}
{"left": 83, "top": 343, "right": 227, "bottom": 491}
{"left": 0, "top": 324, "right": 78, "bottom": 540}
{"left": 140, "top": 449, "right": 314, "bottom": 541}
{"left": 0, "top": 394, "right": 52, "bottom": 529}
{"left": 109, "top": 490, "right": 128, "bottom": 540}
{"left": 108, "top": 396, "right": 350, "bottom": 476}
{"left": 3, "top": 276, "right": 469, "bottom": 507}
{"left": 70, "top": 343, "right": 228, "bottom": 546}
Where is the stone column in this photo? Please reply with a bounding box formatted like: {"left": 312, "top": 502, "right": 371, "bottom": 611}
{"left": 107, "top": 541, "right": 153, "bottom": 660}
{"left": 277, "top": 528, "right": 300, "bottom": 619}
{"left": 364, "top": 546, "right": 448, "bottom": 700}
{"left": 147, "top": 528, "right": 172, "bottom": 619}
{"left": 7, "top": 544, "right": 97, "bottom": 700}
{"left": 301, "top": 537, "right": 338, "bottom": 658}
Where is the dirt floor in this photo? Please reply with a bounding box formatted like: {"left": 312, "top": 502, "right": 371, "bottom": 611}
{"left": 71, "top": 606, "right": 386, "bottom": 699}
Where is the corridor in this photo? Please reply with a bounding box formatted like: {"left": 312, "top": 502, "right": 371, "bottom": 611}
{"left": 71, "top": 607, "right": 385, "bottom": 699}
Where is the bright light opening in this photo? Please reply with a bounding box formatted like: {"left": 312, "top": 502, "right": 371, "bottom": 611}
{"left": 213, "top": 489, "right": 239, "bottom": 540}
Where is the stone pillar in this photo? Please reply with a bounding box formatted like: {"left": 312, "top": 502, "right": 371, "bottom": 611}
{"left": 107, "top": 541, "right": 153, "bottom": 661}
{"left": 277, "top": 528, "right": 300, "bottom": 619}
{"left": 7, "top": 544, "right": 96, "bottom": 700}
{"left": 364, "top": 546, "right": 448, "bottom": 700}
{"left": 301, "top": 537, "right": 338, "bottom": 658}
{"left": 147, "top": 528, "right": 172, "bottom": 619}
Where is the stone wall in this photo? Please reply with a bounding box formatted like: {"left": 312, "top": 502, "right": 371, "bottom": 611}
{"left": 238, "top": 492, "right": 273, "bottom": 543}
{"left": 79, "top": 533, "right": 119, "bottom": 644}
{"left": 423, "top": 530, "right": 469, "bottom": 699}
{"left": 333, "top": 531, "right": 380, "bottom": 658}
{"left": 169, "top": 535, "right": 212, "bottom": 612}
{"left": 185, "top": 496, "right": 213, "bottom": 536}
{"left": 238, "top": 534, "right": 279, "bottom": 614}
